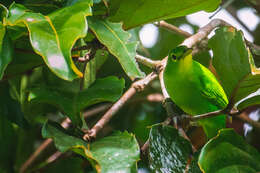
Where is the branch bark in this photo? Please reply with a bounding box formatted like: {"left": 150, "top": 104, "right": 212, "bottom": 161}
{"left": 83, "top": 72, "right": 158, "bottom": 140}
{"left": 154, "top": 21, "right": 192, "bottom": 38}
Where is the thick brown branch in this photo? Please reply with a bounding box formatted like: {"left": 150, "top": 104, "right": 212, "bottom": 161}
{"left": 182, "top": 19, "right": 230, "bottom": 48}
{"left": 83, "top": 72, "right": 158, "bottom": 140}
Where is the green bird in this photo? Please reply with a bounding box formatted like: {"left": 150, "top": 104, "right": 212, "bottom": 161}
{"left": 163, "top": 45, "right": 228, "bottom": 139}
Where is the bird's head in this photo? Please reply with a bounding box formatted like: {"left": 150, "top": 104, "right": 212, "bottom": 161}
{"left": 168, "top": 45, "right": 193, "bottom": 62}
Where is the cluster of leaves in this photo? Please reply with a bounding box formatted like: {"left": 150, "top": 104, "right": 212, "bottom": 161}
{"left": 0, "top": 0, "right": 260, "bottom": 172}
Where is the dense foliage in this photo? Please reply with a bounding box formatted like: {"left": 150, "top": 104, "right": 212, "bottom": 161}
{"left": 0, "top": 0, "right": 260, "bottom": 172}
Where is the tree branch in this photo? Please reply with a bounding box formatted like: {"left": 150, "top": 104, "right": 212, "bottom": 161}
{"left": 181, "top": 19, "right": 230, "bottom": 48}
{"left": 135, "top": 54, "right": 161, "bottom": 69}
{"left": 83, "top": 72, "right": 158, "bottom": 140}
{"left": 236, "top": 112, "right": 260, "bottom": 129}
{"left": 154, "top": 21, "right": 192, "bottom": 38}
{"left": 245, "top": 0, "right": 260, "bottom": 14}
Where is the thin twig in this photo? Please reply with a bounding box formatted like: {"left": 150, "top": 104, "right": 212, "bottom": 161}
{"left": 155, "top": 21, "right": 192, "bottom": 38}
{"left": 19, "top": 139, "right": 53, "bottom": 173}
{"left": 46, "top": 151, "right": 63, "bottom": 164}
{"left": 245, "top": 0, "right": 260, "bottom": 14}
{"left": 179, "top": 128, "right": 197, "bottom": 152}
{"left": 135, "top": 54, "right": 161, "bottom": 69}
{"left": 189, "top": 109, "right": 226, "bottom": 121}
{"left": 226, "top": 5, "right": 253, "bottom": 35}
{"left": 158, "top": 58, "right": 169, "bottom": 98}
{"left": 236, "top": 112, "right": 260, "bottom": 129}
{"left": 83, "top": 72, "right": 158, "bottom": 140}
{"left": 19, "top": 104, "right": 110, "bottom": 173}
{"left": 141, "top": 140, "right": 150, "bottom": 156}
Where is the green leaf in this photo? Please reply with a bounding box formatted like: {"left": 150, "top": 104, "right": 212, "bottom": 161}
{"left": 42, "top": 121, "right": 140, "bottom": 173}
{"left": 0, "top": 23, "right": 13, "bottom": 79}
{"left": 5, "top": 2, "right": 92, "bottom": 81}
{"left": 88, "top": 17, "right": 145, "bottom": 79}
{"left": 236, "top": 89, "right": 260, "bottom": 110}
{"left": 109, "top": 0, "right": 221, "bottom": 29}
{"left": 0, "top": 4, "right": 8, "bottom": 21}
{"left": 0, "top": 83, "right": 28, "bottom": 128}
{"left": 148, "top": 124, "right": 199, "bottom": 173}
{"left": 5, "top": 38, "right": 43, "bottom": 77}
{"left": 28, "top": 76, "right": 125, "bottom": 126}
{"left": 209, "top": 27, "right": 260, "bottom": 109}
{"left": 0, "top": 113, "right": 17, "bottom": 172}
{"left": 198, "top": 129, "right": 260, "bottom": 173}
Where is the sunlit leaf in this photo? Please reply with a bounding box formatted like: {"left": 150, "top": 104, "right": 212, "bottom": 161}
{"left": 5, "top": 2, "right": 92, "bottom": 81}
{"left": 88, "top": 17, "right": 145, "bottom": 79}
{"left": 109, "top": 0, "right": 221, "bottom": 29}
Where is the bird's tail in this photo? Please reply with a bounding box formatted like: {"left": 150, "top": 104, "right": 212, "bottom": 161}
{"left": 199, "top": 114, "right": 226, "bottom": 139}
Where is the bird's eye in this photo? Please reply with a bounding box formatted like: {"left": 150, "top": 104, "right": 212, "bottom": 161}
{"left": 171, "top": 54, "right": 177, "bottom": 60}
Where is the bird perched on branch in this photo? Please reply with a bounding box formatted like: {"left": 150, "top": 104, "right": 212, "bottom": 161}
{"left": 163, "top": 45, "right": 228, "bottom": 139}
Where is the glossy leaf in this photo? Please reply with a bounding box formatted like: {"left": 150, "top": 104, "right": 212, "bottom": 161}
{"left": 109, "top": 0, "right": 221, "bottom": 29}
{"left": 0, "top": 23, "right": 13, "bottom": 79}
{"left": 209, "top": 27, "right": 260, "bottom": 109}
{"left": 198, "top": 129, "right": 260, "bottom": 173}
{"left": 237, "top": 89, "right": 260, "bottom": 110}
{"left": 5, "top": 2, "right": 92, "bottom": 81}
{"left": 88, "top": 17, "right": 145, "bottom": 79}
{"left": 42, "top": 121, "right": 140, "bottom": 173}
{"left": 148, "top": 124, "right": 199, "bottom": 173}
{"left": 28, "top": 76, "right": 125, "bottom": 125}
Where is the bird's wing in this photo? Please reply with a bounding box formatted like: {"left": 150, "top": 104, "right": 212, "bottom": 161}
{"left": 197, "top": 65, "right": 228, "bottom": 109}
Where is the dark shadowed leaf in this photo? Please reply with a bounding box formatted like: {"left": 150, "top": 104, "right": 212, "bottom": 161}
{"left": 0, "top": 114, "right": 17, "bottom": 172}
{"left": 109, "top": 0, "right": 221, "bottom": 29}
{"left": 42, "top": 121, "right": 140, "bottom": 173}
{"left": 5, "top": 1, "right": 92, "bottom": 80}
{"left": 88, "top": 17, "right": 145, "bottom": 79}
{"left": 0, "top": 23, "right": 13, "bottom": 79}
{"left": 198, "top": 129, "right": 260, "bottom": 173}
{"left": 0, "top": 83, "right": 28, "bottom": 128}
{"left": 148, "top": 124, "right": 200, "bottom": 173}
{"left": 28, "top": 76, "right": 124, "bottom": 126}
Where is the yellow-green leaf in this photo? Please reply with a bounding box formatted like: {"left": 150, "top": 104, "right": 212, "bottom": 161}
{"left": 5, "top": 2, "right": 92, "bottom": 81}
{"left": 88, "top": 17, "right": 145, "bottom": 80}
